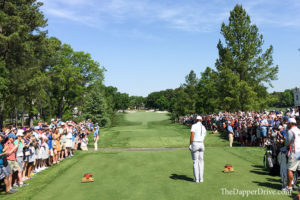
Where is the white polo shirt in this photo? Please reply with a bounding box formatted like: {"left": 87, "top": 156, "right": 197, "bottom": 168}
{"left": 288, "top": 126, "right": 300, "bottom": 154}
{"left": 191, "top": 122, "right": 207, "bottom": 142}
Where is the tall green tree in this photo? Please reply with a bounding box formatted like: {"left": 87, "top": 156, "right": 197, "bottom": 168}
{"left": 269, "top": 89, "right": 294, "bottom": 108}
{"left": 130, "top": 96, "right": 145, "bottom": 109}
{"left": 182, "top": 70, "right": 198, "bottom": 113}
{"left": 196, "top": 67, "right": 219, "bottom": 114}
{"left": 49, "top": 44, "right": 104, "bottom": 119}
{"left": 145, "top": 91, "right": 161, "bottom": 109}
{"left": 0, "top": 0, "right": 47, "bottom": 127}
{"left": 215, "top": 4, "right": 278, "bottom": 111}
{"left": 172, "top": 88, "right": 194, "bottom": 117}
{"left": 82, "top": 86, "right": 111, "bottom": 127}
{"left": 115, "top": 93, "right": 130, "bottom": 111}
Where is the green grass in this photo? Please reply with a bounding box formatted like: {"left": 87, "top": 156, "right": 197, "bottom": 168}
{"left": 1, "top": 111, "right": 296, "bottom": 200}
{"left": 97, "top": 112, "right": 191, "bottom": 148}
{"left": 2, "top": 149, "right": 294, "bottom": 200}
{"left": 95, "top": 111, "right": 235, "bottom": 148}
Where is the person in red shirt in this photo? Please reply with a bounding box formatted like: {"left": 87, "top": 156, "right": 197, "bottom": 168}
{"left": 4, "top": 133, "right": 20, "bottom": 192}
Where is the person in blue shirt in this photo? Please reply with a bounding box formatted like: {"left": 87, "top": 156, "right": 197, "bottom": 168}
{"left": 227, "top": 122, "right": 234, "bottom": 147}
{"left": 47, "top": 131, "right": 53, "bottom": 165}
{"left": 72, "top": 127, "right": 78, "bottom": 153}
{"left": 89, "top": 121, "right": 94, "bottom": 131}
{"left": 93, "top": 123, "right": 100, "bottom": 150}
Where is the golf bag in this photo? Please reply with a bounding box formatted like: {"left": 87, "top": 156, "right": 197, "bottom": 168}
{"left": 263, "top": 137, "right": 280, "bottom": 175}
{"left": 277, "top": 148, "right": 288, "bottom": 188}
{"left": 263, "top": 142, "right": 300, "bottom": 189}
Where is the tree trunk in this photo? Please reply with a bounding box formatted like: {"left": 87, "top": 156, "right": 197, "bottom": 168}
{"left": 10, "top": 111, "right": 13, "bottom": 124}
{"left": 21, "top": 104, "right": 24, "bottom": 127}
{"left": 29, "top": 113, "right": 33, "bottom": 127}
{"left": 29, "top": 101, "right": 34, "bottom": 127}
{"left": 0, "top": 101, "right": 4, "bottom": 130}
{"left": 58, "top": 97, "right": 64, "bottom": 119}
{"left": 15, "top": 107, "right": 18, "bottom": 127}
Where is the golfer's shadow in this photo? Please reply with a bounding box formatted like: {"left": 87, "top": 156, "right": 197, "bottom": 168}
{"left": 169, "top": 174, "right": 194, "bottom": 182}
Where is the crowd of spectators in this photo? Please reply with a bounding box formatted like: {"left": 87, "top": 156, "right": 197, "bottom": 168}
{"left": 178, "top": 108, "right": 300, "bottom": 147}
{"left": 0, "top": 119, "right": 95, "bottom": 195}
{"left": 179, "top": 107, "right": 300, "bottom": 191}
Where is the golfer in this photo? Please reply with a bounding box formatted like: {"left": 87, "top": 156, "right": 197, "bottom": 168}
{"left": 189, "top": 116, "right": 206, "bottom": 183}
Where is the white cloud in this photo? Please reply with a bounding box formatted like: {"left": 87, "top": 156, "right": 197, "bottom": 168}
{"left": 240, "top": 0, "right": 300, "bottom": 28}
{"left": 40, "top": 0, "right": 300, "bottom": 34}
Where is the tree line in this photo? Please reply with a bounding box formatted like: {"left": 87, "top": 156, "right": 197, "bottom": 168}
{"left": 145, "top": 5, "right": 296, "bottom": 118}
{"left": 0, "top": 2, "right": 293, "bottom": 128}
{"left": 0, "top": 0, "right": 144, "bottom": 129}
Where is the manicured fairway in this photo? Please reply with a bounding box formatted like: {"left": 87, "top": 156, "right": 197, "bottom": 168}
{"left": 1, "top": 111, "right": 296, "bottom": 199}
{"left": 98, "top": 111, "right": 191, "bottom": 148}
{"left": 97, "top": 111, "right": 229, "bottom": 148}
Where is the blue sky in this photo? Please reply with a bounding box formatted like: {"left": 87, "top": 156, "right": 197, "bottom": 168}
{"left": 40, "top": 0, "right": 300, "bottom": 97}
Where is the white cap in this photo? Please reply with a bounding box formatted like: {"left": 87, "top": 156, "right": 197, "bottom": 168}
{"left": 16, "top": 130, "right": 24, "bottom": 137}
{"left": 196, "top": 116, "right": 202, "bottom": 120}
{"left": 288, "top": 118, "right": 296, "bottom": 124}
{"left": 51, "top": 118, "right": 55, "bottom": 122}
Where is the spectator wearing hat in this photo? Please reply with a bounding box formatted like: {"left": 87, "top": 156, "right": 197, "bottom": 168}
{"left": 0, "top": 133, "right": 14, "bottom": 194}
{"left": 260, "top": 115, "right": 269, "bottom": 146}
{"left": 47, "top": 130, "right": 54, "bottom": 166}
{"left": 59, "top": 123, "right": 67, "bottom": 159}
{"left": 13, "top": 130, "right": 27, "bottom": 187}
{"left": 277, "top": 125, "right": 286, "bottom": 142}
{"left": 49, "top": 119, "right": 56, "bottom": 129}
{"left": 71, "top": 125, "right": 78, "bottom": 154}
{"left": 38, "top": 129, "right": 49, "bottom": 171}
{"left": 65, "top": 123, "right": 73, "bottom": 157}
{"left": 227, "top": 121, "right": 234, "bottom": 147}
{"left": 53, "top": 129, "right": 61, "bottom": 163}
{"left": 34, "top": 128, "right": 43, "bottom": 173}
{"left": 80, "top": 133, "right": 88, "bottom": 151}
{"left": 4, "top": 133, "right": 21, "bottom": 192}
{"left": 23, "top": 130, "right": 33, "bottom": 180}
{"left": 284, "top": 117, "right": 300, "bottom": 192}
{"left": 26, "top": 133, "right": 37, "bottom": 178}
{"left": 189, "top": 116, "right": 206, "bottom": 183}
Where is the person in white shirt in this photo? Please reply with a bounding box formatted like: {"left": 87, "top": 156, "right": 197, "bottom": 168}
{"left": 189, "top": 116, "right": 207, "bottom": 183}
{"left": 65, "top": 123, "right": 73, "bottom": 157}
{"left": 81, "top": 134, "right": 88, "bottom": 151}
{"left": 284, "top": 117, "right": 300, "bottom": 192}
